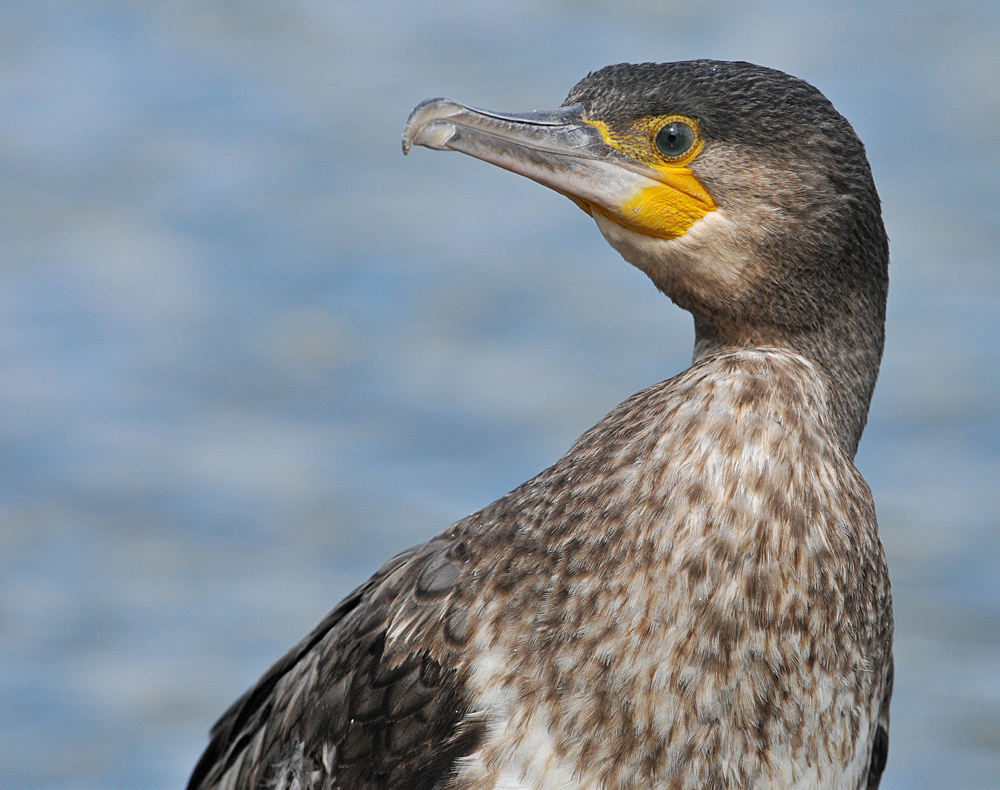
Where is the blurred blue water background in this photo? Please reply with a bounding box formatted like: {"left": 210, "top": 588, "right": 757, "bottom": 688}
{"left": 1, "top": 2, "right": 998, "bottom": 788}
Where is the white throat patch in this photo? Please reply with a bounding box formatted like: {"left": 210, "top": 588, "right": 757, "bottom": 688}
{"left": 591, "top": 208, "right": 752, "bottom": 306}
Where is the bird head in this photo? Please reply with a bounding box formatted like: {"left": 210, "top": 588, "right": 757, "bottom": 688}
{"left": 403, "top": 61, "right": 889, "bottom": 454}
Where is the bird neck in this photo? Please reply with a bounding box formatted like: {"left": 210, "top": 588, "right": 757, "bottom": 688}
{"left": 692, "top": 306, "right": 884, "bottom": 459}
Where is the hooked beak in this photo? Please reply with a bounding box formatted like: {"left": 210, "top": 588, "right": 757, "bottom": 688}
{"left": 402, "top": 98, "right": 715, "bottom": 239}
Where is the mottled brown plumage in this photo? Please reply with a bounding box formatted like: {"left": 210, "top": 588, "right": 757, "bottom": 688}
{"left": 189, "top": 61, "right": 892, "bottom": 790}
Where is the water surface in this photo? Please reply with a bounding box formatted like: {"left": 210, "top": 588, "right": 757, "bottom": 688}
{"left": 2, "top": 2, "right": 998, "bottom": 788}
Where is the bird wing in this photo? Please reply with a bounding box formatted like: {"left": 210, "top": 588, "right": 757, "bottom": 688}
{"left": 865, "top": 654, "right": 893, "bottom": 790}
{"left": 187, "top": 538, "right": 484, "bottom": 790}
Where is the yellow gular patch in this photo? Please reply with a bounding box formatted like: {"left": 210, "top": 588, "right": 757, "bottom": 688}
{"left": 585, "top": 116, "right": 717, "bottom": 240}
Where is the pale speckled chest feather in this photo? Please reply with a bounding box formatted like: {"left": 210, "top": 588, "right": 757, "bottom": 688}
{"left": 444, "top": 348, "right": 892, "bottom": 790}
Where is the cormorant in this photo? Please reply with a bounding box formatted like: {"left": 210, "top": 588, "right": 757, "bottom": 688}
{"left": 188, "top": 60, "right": 892, "bottom": 790}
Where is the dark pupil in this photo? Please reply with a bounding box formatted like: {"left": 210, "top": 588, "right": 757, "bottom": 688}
{"left": 655, "top": 122, "right": 694, "bottom": 158}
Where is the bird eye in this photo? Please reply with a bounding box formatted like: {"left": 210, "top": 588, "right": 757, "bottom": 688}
{"left": 655, "top": 121, "right": 695, "bottom": 159}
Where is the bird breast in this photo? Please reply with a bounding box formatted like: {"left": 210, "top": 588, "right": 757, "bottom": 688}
{"left": 441, "top": 347, "right": 892, "bottom": 790}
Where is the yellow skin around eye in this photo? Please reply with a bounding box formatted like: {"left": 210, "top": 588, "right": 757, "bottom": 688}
{"left": 583, "top": 116, "right": 717, "bottom": 240}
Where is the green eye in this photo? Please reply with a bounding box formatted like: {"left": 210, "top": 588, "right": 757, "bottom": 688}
{"left": 655, "top": 121, "right": 695, "bottom": 159}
